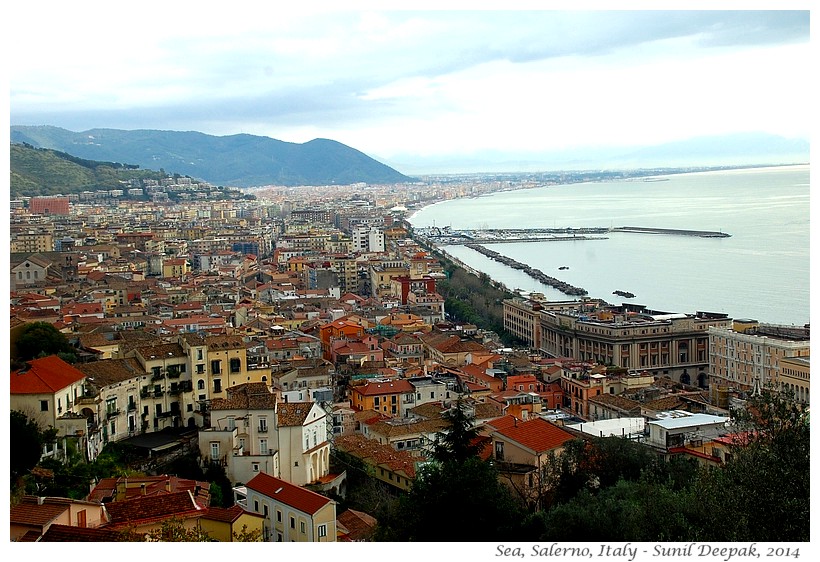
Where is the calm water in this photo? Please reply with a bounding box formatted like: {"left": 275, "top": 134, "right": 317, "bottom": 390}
{"left": 410, "top": 165, "right": 810, "bottom": 326}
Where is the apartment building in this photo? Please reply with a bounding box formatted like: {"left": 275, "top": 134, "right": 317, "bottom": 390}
{"left": 708, "top": 321, "right": 810, "bottom": 401}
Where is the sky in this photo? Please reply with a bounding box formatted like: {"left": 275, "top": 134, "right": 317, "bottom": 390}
{"left": 6, "top": 2, "right": 813, "bottom": 173}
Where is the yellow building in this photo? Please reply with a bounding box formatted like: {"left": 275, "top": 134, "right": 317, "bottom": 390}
{"left": 242, "top": 472, "right": 337, "bottom": 542}
{"left": 199, "top": 505, "right": 265, "bottom": 542}
{"left": 708, "top": 323, "right": 810, "bottom": 399}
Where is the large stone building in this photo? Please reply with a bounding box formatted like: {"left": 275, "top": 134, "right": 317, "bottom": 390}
{"left": 538, "top": 304, "right": 733, "bottom": 387}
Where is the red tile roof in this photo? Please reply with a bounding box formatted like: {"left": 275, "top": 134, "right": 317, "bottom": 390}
{"left": 40, "top": 524, "right": 124, "bottom": 542}
{"left": 10, "top": 355, "right": 86, "bottom": 395}
{"left": 10, "top": 497, "right": 71, "bottom": 527}
{"left": 337, "top": 508, "right": 377, "bottom": 541}
{"left": 354, "top": 379, "right": 414, "bottom": 396}
{"left": 201, "top": 504, "right": 263, "bottom": 524}
{"left": 494, "top": 417, "right": 575, "bottom": 453}
{"left": 104, "top": 490, "right": 204, "bottom": 529}
{"left": 245, "top": 472, "right": 332, "bottom": 515}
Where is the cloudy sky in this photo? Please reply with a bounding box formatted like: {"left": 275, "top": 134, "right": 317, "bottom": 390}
{"left": 7, "top": 3, "right": 812, "bottom": 172}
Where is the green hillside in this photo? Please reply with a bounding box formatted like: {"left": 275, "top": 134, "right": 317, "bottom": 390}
{"left": 10, "top": 143, "right": 167, "bottom": 198}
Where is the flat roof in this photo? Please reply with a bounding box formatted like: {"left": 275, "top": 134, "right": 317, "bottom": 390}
{"left": 566, "top": 417, "right": 645, "bottom": 438}
{"left": 649, "top": 413, "right": 727, "bottom": 430}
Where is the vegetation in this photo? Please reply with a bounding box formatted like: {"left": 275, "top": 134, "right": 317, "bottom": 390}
{"left": 435, "top": 256, "right": 525, "bottom": 346}
{"left": 374, "top": 397, "right": 526, "bottom": 541}
{"left": 12, "top": 322, "right": 76, "bottom": 367}
{"left": 368, "top": 388, "right": 809, "bottom": 542}
{"left": 10, "top": 143, "right": 167, "bottom": 197}
{"left": 10, "top": 411, "right": 58, "bottom": 494}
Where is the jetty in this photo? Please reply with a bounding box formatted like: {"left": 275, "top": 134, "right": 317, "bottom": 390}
{"left": 465, "top": 244, "right": 588, "bottom": 296}
{"left": 611, "top": 226, "right": 730, "bottom": 238}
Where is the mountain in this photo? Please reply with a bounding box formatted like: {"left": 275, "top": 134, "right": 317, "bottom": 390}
{"left": 10, "top": 125, "right": 415, "bottom": 188}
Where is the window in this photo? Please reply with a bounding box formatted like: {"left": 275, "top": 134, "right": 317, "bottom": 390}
{"left": 260, "top": 439, "right": 268, "bottom": 455}
{"left": 264, "top": 505, "right": 269, "bottom": 518}
{"left": 77, "top": 509, "right": 87, "bottom": 528}
{"left": 495, "top": 441, "right": 505, "bottom": 461}
{"left": 197, "top": 364, "right": 205, "bottom": 374}
{"left": 318, "top": 524, "right": 327, "bottom": 538}
{"left": 300, "top": 521, "right": 305, "bottom": 534}
{"left": 259, "top": 417, "right": 268, "bottom": 432}
{"left": 227, "top": 416, "right": 235, "bottom": 430}
{"left": 210, "top": 442, "right": 220, "bottom": 460}
{"left": 230, "top": 358, "right": 241, "bottom": 373}
{"left": 277, "top": 510, "right": 282, "bottom": 523}
{"left": 290, "top": 516, "right": 295, "bottom": 529}
{"left": 197, "top": 349, "right": 203, "bottom": 361}
{"left": 252, "top": 463, "right": 259, "bottom": 472}
{"left": 40, "top": 400, "right": 49, "bottom": 412}
{"left": 110, "top": 421, "right": 116, "bottom": 435}
{"left": 197, "top": 379, "right": 205, "bottom": 390}
{"left": 211, "top": 360, "right": 222, "bottom": 374}
{"left": 214, "top": 379, "right": 222, "bottom": 393}
{"left": 254, "top": 500, "right": 259, "bottom": 512}
{"left": 373, "top": 397, "right": 379, "bottom": 406}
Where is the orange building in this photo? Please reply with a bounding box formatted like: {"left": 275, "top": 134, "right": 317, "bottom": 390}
{"left": 318, "top": 318, "right": 367, "bottom": 360}
{"left": 349, "top": 379, "right": 415, "bottom": 417}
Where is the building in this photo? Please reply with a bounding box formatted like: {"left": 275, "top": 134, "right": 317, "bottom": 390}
{"left": 29, "top": 196, "right": 70, "bottom": 215}
{"left": 10, "top": 496, "right": 110, "bottom": 541}
{"left": 10, "top": 356, "right": 91, "bottom": 461}
{"left": 645, "top": 411, "right": 728, "bottom": 453}
{"left": 241, "top": 472, "right": 336, "bottom": 542}
{"left": 708, "top": 321, "right": 810, "bottom": 403}
{"left": 540, "top": 305, "right": 733, "bottom": 386}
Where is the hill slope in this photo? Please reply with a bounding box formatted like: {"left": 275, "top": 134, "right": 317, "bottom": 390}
{"left": 10, "top": 126, "right": 415, "bottom": 188}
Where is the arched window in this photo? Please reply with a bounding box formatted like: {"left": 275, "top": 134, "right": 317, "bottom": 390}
{"left": 197, "top": 379, "right": 205, "bottom": 390}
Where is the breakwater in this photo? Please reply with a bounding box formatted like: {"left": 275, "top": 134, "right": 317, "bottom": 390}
{"left": 612, "top": 226, "right": 730, "bottom": 238}
{"left": 465, "top": 244, "right": 588, "bottom": 296}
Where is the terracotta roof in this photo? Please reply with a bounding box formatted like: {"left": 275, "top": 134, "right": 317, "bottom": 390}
{"left": 206, "top": 335, "right": 246, "bottom": 350}
{"left": 77, "top": 358, "right": 145, "bottom": 387}
{"left": 210, "top": 382, "right": 277, "bottom": 411}
{"left": 10, "top": 497, "right": 72, "bottom": 527}
{"left": 277, "top": 402, "right": 319, "bottom": 427}
{"left": 10, "top": 356, "right": 86, "bottom": 395}
{"left": 40, "top": 524, "right": 124, "bottom": 542}
{"left": 134, "top": 342, "right": 186, "bottom": 360}
{"left": 104, "top": 490, "right": 204, "bottom": 529}
{"left": 245, "top": 472, "right": 332, "bottom": 515}
{"left": 368, "top": 417, "right": 449, "bottom": 438}
{"left": 337, "top": 508, "right": 377, "bottom": 541}
{"left": 354, "top": 379, "right": 414, "bottom": 396}
{"left": 334, "top": 433, "right": 418, "bottom": 478}
{"left": 201, "top": 504, "right": 264, "bottom": 524}
{"left": 494, "top": 417, "right": 575, "bottom": 453}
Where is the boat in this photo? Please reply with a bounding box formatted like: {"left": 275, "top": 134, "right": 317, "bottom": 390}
{"left": 558, "top": 266, "right": 569, "bottom": 270}
{"left": 612, "top": 290, "right": 635, "bottom": 298}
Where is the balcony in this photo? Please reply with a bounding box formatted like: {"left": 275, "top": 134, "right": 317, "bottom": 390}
{"left": 106, "top": 409, "right": 120, "bottom": 418}
{"left": 127, "top": 403, "right": 137, "bottom": 412}
{"left": 257, "top": 426, "right": 268, "bottom": 433}
{"left": 153, "top": 389, "right": 164, "bottom": 398}
{"left": 151, "top": 372, "right": 165, "bottom": 382}
{"left": 140, "top": 388, "right": 150, "bottom": 399}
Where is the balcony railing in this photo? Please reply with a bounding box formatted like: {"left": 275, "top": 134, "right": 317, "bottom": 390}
{"left": 153, "top": 390, "right": 164, "bottom": 398}
{"left": 258, "top": 426, "right": 268, "bottom": 433}
{"left": 151, "top": 372, "right": 165, "bottom": 381}
{"left": 127, "top": 403, "right": 137, "bottom": 411}
{"left": 106, "top": 409, "right": 120, "bottom": 418}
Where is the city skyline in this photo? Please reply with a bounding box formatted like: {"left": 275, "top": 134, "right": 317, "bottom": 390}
{"left": 7, "top": 4, "right": 811, "bottom": 173}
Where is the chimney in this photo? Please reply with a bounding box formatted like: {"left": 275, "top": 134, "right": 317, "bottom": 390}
{"left": 140, "top": 483, "right": 146, "bottom": 495}
{"left": 37, "top": 496, "right": 45, "bottom": 505}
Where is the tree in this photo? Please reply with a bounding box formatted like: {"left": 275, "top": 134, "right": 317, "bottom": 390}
{"left": 375, "top": 457, "right": 525, "bottom": 541}
{"left": 143, "top": 518, "right": 213, "bottom": 542}
{"left": 692, "top": 388, "right": 810, "bottom": 542}
{"left": 232, "top": 525, "right": 263, "bottom": 542}
{"left": 431, "top": 396, "right": 482, "bottom": 463}
{"left": 14, "top": 322, "right": 73, "bottom": 363}
{"left": 10, "top": 411, "right": 57, "bottom": 491}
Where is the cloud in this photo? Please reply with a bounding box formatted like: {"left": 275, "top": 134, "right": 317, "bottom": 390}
{"left": 8, "top": 8, "right": 811, "bottom": 164}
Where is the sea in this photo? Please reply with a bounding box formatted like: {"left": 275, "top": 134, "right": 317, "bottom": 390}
{"left": 408, "top": 165, "right": 810, "bottom": 327}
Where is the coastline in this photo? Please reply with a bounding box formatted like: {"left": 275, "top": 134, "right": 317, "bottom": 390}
{"left": 406, "top": 164, "right": 809, "bottom": 325}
